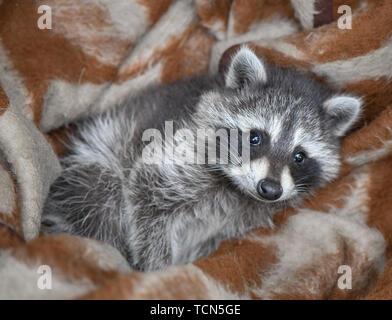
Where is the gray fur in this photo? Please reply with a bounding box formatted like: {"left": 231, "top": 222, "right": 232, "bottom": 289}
{"left": 42, "top": 47, "right": 362, "bottom": 271}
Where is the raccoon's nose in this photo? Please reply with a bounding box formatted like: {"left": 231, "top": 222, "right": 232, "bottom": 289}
{"left": 257, "top": 179, "right": 283, "bottom": 201}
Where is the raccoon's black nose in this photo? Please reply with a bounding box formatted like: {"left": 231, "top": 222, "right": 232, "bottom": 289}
{"left": 257, "top": 179, "right": 283, "bottom": 201}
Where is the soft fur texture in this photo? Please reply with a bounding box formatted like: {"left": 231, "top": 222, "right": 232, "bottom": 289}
{"left": 42, "top": 47, "right": 361, "bottom": 271}
{"left": 0, "top": 0, "right": 391, "bottom": 299}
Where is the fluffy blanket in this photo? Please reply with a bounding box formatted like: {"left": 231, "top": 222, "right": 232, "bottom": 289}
{"left": 0, "top": 0, "right": 391, "bottom": 299}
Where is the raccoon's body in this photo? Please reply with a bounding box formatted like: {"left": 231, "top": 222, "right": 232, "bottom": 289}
{"left": 42, "top": 47, "right": 362, "bottom": 271}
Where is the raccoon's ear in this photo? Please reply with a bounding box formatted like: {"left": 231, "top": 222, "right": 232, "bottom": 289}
{"left": 225, "top": 46, "right": 267, "bottom": 89}
{"left": 323, "top": 95, "right": 362, "bottom": 137}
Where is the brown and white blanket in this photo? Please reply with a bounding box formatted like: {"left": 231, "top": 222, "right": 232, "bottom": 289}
{"left": 0, "top": 0, "right": 391, "bottom": 299}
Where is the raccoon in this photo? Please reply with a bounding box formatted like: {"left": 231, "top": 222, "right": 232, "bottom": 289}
{"left": 42, "top": 47, "right": 362, "bottom": 271}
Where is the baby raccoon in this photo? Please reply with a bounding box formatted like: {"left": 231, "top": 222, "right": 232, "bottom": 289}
{"left": 42, "top": 47, "right": 362, "bottom": 271}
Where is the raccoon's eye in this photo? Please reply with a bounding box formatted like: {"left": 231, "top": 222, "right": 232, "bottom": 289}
{"left": 293, "top": 152, "right": 306, "bottom": 164}
{"left": 249, "top": 130, "right": 262, "bottom": 146}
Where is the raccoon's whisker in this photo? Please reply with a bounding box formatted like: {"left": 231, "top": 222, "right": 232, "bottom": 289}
{"left": 295, "top": 184, "right": 310, "bottom": 189}
{"left": 246, "top": 192, "right": 265, "bottom": 203}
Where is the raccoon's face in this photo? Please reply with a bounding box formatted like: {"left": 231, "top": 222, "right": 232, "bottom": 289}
{"left": 196, "top": 47, "right": 362, "bottom": 204}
